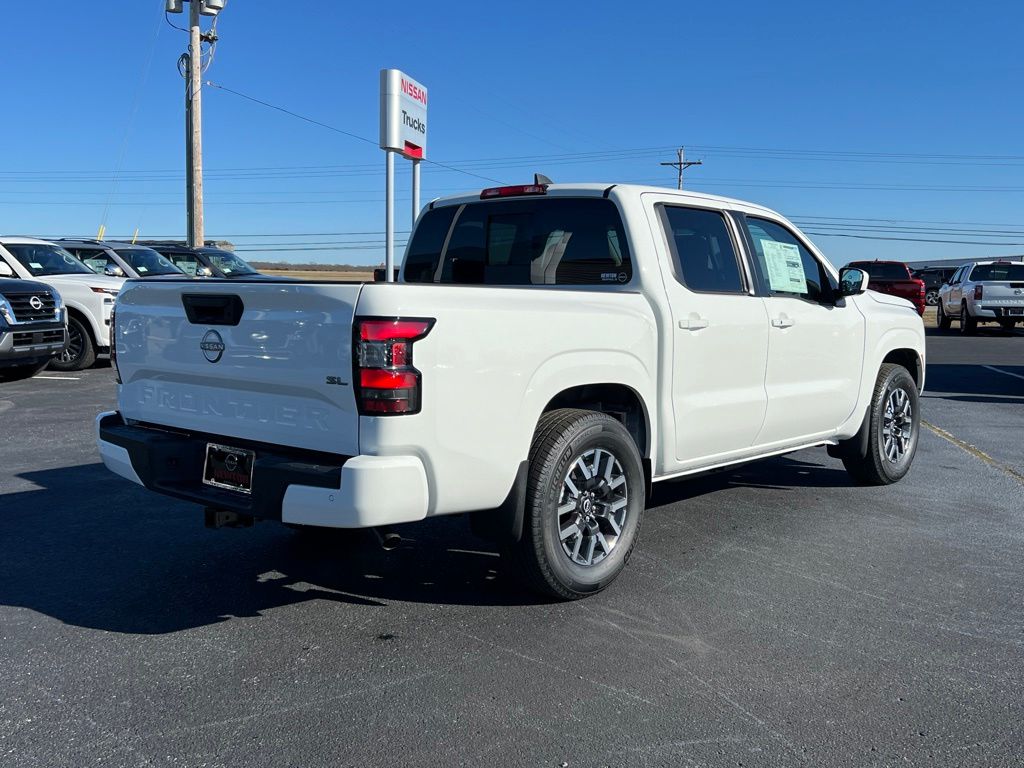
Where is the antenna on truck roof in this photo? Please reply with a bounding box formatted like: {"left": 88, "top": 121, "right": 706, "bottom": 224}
{"left": 534, "top": 173, "right": 553, "bottom": 185}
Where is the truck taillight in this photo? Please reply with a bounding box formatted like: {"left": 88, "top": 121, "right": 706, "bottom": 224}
{"left": 110, "top": 306, "right": 121, "bottom": 384}
{"left": 974, "top": 285, "right": 984, "bottom": 300}
{"left": 353, "top": 317, "right": 434, "bottom": 415}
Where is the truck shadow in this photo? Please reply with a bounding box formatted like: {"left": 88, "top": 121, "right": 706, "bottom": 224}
{"left": 2, "top": 455, "right": 849, "bottom": 634}
{"left": 924, "top": 363, "right": 1024, "bottom": 401}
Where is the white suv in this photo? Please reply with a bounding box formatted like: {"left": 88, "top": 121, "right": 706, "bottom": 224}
{"left": 0, "top": 237, "right": 124, "bottom": 370}
{"left": 937, "top": 260, "right": 1024, "bottom": 334}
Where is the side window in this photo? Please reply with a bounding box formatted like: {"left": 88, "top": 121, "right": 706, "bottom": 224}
{"left": 949, "top": 267, "right": 964, "bottom": 285}
{"left": 660, "top": 206, "right": 745, "bottom": 293}
{"left": 744, "top": 217, "right": 832, "bottom": 303}
{"left": 168, "top": 253, "right": 199, "bottom": 276}
{"left": 71, "top": 248, "right": 110, "bottom": 274}
{"left": 530, "top": 200, "right": 631, "bottom": 286}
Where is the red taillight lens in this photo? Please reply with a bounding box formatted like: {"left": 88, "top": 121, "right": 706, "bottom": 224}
{"left": 110, "top": 306, "right": 121, "bottom": 384}
{"left": 354, "top": 317, "right": 434, "bottom": 415}
{"left": 480, "top": 184, "right": 547, "bottom": 199}
{"left": 974, "top": 285, "right": 984, "bottom": 300}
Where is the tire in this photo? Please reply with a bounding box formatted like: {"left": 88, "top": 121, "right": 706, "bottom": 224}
{"left": 507, "top": 409, "right": 645, "bottom": 600}
{"left": 48, "top": 316, "right": 95, "bottom": 371}
{"left": 925, "top": 289, "right": 939, "bottom": 306}
{"left": 959, "top": 303, "right": 978, "bottom": 336}
{"left": 841, "top": 363, "right": 920, "bottom": 486}
{"left": 936, "top": 300, "right": 951, "bottom": 330}
{"left": 0, "top": 360, "right": 50, "bottom": 382}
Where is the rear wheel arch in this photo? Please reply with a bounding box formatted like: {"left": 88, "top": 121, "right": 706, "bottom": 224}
{"left": 471, "top": 383, "right": 652, "bottom": 546}
{"left": 542, "top": 383, "right": 651, "bottom": 461}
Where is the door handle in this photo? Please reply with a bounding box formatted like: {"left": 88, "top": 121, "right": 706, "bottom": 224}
{"left": 679, "top": 315, "right": 709, "bottom": 331}
{"left": 771, "top": 315, "right": 795, "bottom": 329}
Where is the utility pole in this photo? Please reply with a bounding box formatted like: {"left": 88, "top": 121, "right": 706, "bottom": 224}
{"left": 187, "top": 0, "right": 204, "bottom": 247}
{"left": 660, "top": 146, "right": 702, "bottom": 190}
{"left": 168, "top": 0, "right": 225, "bottom": 246}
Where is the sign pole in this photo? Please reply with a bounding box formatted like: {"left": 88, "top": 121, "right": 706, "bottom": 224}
{"left": 411, "top": 159, "right": 421, "bottom": 228}
{"left": 385, "top": 150, "right": 395, "bottom": 282}
{"left": 380, "top": 68, "right": 427, "bottom": 282}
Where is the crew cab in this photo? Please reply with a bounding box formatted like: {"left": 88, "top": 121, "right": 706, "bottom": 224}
{"left": 845, "top": 260, "right": 926, "bottom": 315}
{"left": 0, "top": 275, "right": 67, "bottom": 381}
{"left": 937, "top": 259, "right": 1024, "bottom": 333}
{"left": 0, "top": 237, "right": 123, "bottom": 370}
{"left": 96, "top": 184, "right": 926, "bottom": 599}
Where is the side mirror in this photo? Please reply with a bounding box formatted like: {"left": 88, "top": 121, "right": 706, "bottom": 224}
{"left": 104, "top": 264, "right": 125, "bottom": 278}
{"left": 0, "top": 261, "right": 13, "bottom": 277}
{"left": 837, "top": 266, "right": 869, "bottom": 297}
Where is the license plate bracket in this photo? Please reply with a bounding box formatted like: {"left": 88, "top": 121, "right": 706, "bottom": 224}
{"left": 203, "top": 443, "right": 255, "bottom": 494}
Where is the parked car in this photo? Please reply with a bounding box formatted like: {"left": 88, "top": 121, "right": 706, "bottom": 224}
{"left": 845, "top": 260, "right": 926, "bottom": 315}
{"left": 59, "top": 239, "right": 186, "bottom": 279}
{"left": 912, "top": 265, "right": 959, "bottom": 306}
{"left": 937, "top": 260, "right": 1024, "bottom": 334}
{"left": 142, "top": 242, "right": 261, "bottom": 279}
{"left": 0, "top": 274, "right": 67, "bottom": 381}
{"left": 0, "top": 237, "right": 122, "bottom": 370}
{"left": 97, "top": 183, "right": 925, "bottom": 600}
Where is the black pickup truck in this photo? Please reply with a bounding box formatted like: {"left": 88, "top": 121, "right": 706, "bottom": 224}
{"left": 0, "top": 277, "right": 67, "bottom": 381}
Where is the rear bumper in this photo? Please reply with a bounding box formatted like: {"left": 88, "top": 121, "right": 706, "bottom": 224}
{"left": 95, "top": 411, "right": 429, "bottom": 528}
{"left": 974, "top": 304, "right": 1024, "bottom": 320}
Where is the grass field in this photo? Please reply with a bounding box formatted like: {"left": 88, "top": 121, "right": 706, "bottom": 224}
{"left": 260, "top": 269, "right": 373, "bottom": 282}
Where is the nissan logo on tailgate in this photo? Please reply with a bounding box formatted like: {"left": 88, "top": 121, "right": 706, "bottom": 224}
{"left": 200, "top": 330, "right": 225, "bottom": 363}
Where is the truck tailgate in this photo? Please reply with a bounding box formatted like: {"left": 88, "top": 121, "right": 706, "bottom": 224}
{"left": 115, "top": 280, "right": 363, "bottom": 456}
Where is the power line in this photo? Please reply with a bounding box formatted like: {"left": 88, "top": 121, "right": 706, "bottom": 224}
{"left": 204, "top": 81, "right": 507, "bottom": 185}
{"left": 803, "top": 232, "right": 1024, "bottom": 246}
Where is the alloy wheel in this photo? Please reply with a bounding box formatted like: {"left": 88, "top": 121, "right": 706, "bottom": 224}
{"left": 557, "top": 448, "right": 628, "bottom": 567}
{"left": 882, "top": 387, "right": 913, "bottom": 463}
{"left": 59, "top": 324, "right": 83, "bottom": 364}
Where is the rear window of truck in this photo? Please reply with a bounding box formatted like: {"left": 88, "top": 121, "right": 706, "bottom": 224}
{"left": 969, "top": 263, "right": 1024, "bottom": 281}
{"left": 403, "top": 198, "right": 632, "bottom": 286}
{"left": 847, "top": 262, "right": 910, "bottom": 280}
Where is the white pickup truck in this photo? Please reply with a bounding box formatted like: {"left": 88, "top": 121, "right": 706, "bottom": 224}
{"left": 936, "top": 259, "right": 1024, "bottom": 333}
{"left": 97, "top": 183, "right": 926, "bottom": 599}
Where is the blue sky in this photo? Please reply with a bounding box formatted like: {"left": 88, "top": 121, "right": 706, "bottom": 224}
{"left": 3, "top": 0, "right": 1022, "bottom": 266}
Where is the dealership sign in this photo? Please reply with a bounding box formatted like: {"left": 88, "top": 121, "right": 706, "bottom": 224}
{"left": 380, "top": 69, "right": 428, "bottom": 159}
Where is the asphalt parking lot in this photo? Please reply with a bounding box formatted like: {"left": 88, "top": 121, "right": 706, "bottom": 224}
{"left": 1, "top": 326, "right": 1022, "bottom": 767}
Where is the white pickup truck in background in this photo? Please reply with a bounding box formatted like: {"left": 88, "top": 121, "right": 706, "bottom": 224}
{"left": 936, "top": 259, "right": 1024, "bottom": 333}
{"left": 97, "top": 183, "right": 926, "bottom": 599}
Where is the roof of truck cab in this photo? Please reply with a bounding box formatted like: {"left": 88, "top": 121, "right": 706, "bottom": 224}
{"left": 428, "top": 183, "right": 780, "bottom": 217}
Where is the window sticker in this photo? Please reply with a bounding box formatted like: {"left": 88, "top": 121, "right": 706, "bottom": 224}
{"left": 137, "top": 266, "right": 148, "bottom": 273}
{"left": 84, "top": 258, "right": 107, "bottom": 271}
{"left": 178, "top": 261, "right": 198, "bottom": 276}
{"left": 761, "top": 240, "right": 806, "bottom": 293}
{"left": 29, "top": 262, "right": 43, "bottom": 269}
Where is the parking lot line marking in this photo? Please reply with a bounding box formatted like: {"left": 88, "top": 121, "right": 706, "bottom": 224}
{"left": 33, "top": 376, "right": 80, "bottom": 381}
{"left": 982, "top": 365, "right": 1024, "bottom": 382}
{"left": 922, "top": 420, "right": 1024, "bottom": 487}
